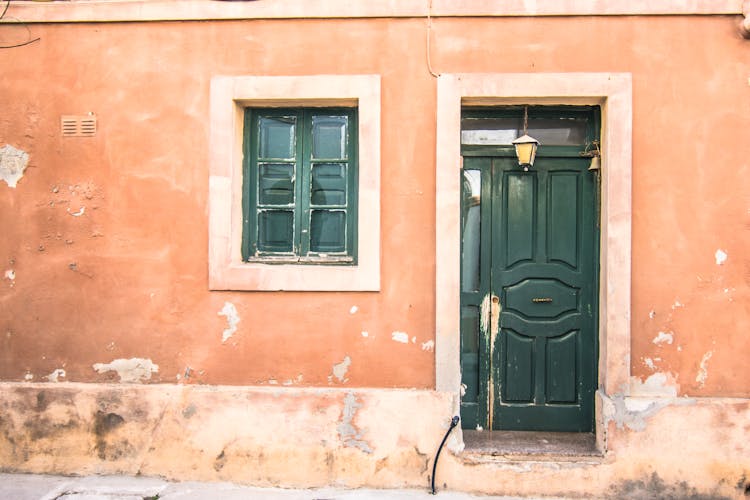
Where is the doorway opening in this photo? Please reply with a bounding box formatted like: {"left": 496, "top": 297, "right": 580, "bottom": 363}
{"left": 459, "top": 106, "right": 600, "bottom": 433}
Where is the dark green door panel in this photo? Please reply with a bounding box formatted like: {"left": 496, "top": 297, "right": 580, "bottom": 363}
{"left": 459, "top": 160, "right": 492, "bottom": 431}
{"left": 460, "top": 153, "right": 599, "bottom": 433}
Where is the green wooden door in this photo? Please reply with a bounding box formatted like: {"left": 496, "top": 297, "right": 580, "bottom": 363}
{"left": 460, "top": 153, "right": 599, "bottom": 432}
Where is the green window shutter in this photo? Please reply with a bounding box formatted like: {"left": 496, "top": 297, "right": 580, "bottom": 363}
{"left": 242, "top": 107, "right": 357, "bottom": 264}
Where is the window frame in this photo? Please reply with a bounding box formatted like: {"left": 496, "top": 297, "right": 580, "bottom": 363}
{"left": 208, "top": 74, "right": 380, "bottom": 291}
{"left": 242, "top": 107, "right": 358, "bottom": 264}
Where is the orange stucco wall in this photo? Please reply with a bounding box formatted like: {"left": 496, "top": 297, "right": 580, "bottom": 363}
{"left": 1, "top": 15, "right": 749, "bottom": 396}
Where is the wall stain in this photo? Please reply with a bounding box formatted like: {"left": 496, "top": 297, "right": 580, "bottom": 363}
{"left": 35, "top": 391, "right": 49, "bottom": 412}
{"left": 608, "top": 472, "right": 732, "bottom": 500}
{"left": 214, "top": 449, "right": 226, "bottom": 471}
{"left": 93, "top": 411, "right": 125, "bottom": 460}
{"left": 181, "top": 404, "right": 197, "bottom": 419}
{"left": 23, "top": 417, "right": 77, "bottom": 442}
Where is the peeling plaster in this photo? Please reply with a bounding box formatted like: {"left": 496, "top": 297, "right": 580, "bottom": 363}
{"left": 92, "top": 358, "right": 158, "bottom": 383}
{"left": 0, "top": 144, "right": 29, "bottom": 188}
{"left": 696, "top": 351, "right": 714, "bottom": 388}
{"left": 715, "top": 249, "right": 727, "bottom": 265}
{"left": 337, "top": 392, "right": 373, "bottom": 454}
{"left": 603, "top": 389, "right": 693, "bottom": 432}
{"left": 67, "top": 206, "right": 85, "bottom": 217}
{"left": 648, "top": 310, "right": 656, "bottom": 319}
{"left": 349, "top": 306, "right": 358, "bottom": 314}
{"left": 391, "top": 331, "right": 408, "bottom": 343}
{"left": 361, "top": 331, "right": 369, "bottom": 338}
{"left": 46, "top": 369, "right": 66, "bottom": 382}
{"left": 332, "top": 355, "right": 351, "bottom": 383}
{"left": 4, "top": 269, "right": 15, "bottom": 281}
{"left": 24, "top": 372, "right": 33, "bottom": 381}
{"left": 421, "top": 340, "right": 435, "bottom": 351}
{"left": 643, "top": 357, "right": 659, "bottom": 371}
{"left": 652, "top": 331, "right": 674, "bottom": 345}
{"left": 630, "top": 372, "right": 679, "bottom": 397}
{"left": 605, "top": 397, "right": 669, "bottom": 431}
{"left": 218, "top": 302, "right": 240, "bottom": 343}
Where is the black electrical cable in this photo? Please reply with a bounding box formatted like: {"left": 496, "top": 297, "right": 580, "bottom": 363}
{"left": 0, "top": 1, "right": 41, "bottom": 49}
{"left": 430, "top": 415, "right": 459, "bottom": 495}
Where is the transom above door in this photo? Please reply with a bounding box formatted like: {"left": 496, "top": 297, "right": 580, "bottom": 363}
{"left": 459, "top": 106, "right": 600, "bottom": 432}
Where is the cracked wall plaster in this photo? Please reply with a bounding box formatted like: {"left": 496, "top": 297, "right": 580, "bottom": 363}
{"left": 337, "top": 392, "right": 373, "bottom": 453}
{"left": 218, "top": 302, "right": 240, "bottom": 343}
{"left": 0, "top": 144, "right": 29, "bottom": 188}
{"left": 92, "top": 358, "right": 159, "bottom": 383}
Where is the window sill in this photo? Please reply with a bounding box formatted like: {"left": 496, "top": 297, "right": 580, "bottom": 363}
{"left": 461, "top": 430, "right": 603, "bottom": 464}
{"left": 246, "top": 256, "right": 355, "bottom": 265}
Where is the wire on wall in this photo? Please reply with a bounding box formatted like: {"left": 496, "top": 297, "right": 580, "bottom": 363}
{"left": 426, "top": 0, "right": 440, "bottom": 78}
{"left": 0, "top": 0, "right": 42, "bottom": 49}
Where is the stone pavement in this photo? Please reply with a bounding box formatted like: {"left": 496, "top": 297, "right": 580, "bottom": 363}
{"left": 0, "top": 473, "right": 566, "bottom": 500}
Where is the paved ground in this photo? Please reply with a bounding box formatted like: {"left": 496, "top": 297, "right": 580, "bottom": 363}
{"left": 0, "top": 473, "right": 566, "bottom": 500}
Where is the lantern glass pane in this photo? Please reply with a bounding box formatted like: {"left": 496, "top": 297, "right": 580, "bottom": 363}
{"left": 515, "top": 142, "right": 534, "bottom": 165}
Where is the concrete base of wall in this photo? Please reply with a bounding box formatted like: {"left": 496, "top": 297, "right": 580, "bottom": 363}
{"left": 1, "top": 383, "right": 748, "bottom": 499}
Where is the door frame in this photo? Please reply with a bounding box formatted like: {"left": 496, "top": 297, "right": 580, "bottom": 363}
{"left": 435, "top": 73, "right": 632, "bottom": 446}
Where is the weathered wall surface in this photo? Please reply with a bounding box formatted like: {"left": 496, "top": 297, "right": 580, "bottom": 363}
{"left": 1, "top": 12, "right": 749, "bottom": 497}
{"left": 1, "top": 16, "right": 748, "bottom": 395}
{"left": 1, "top": 384, "right": 748, "bottom": 498}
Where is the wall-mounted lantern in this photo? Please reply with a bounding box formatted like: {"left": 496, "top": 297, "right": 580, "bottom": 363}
{"left": 512, "top": 106, "right": 540, "bottom": 172}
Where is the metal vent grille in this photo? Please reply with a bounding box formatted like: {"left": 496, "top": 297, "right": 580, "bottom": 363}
{"left": 61, "top": 115, "right": 97, "bottom": 137}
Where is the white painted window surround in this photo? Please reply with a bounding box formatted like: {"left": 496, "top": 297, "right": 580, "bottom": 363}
{"left": 434, "top": 73, "right": 633, "bottom": 403}
{"left": 208, "top": 75, "right": 381, "bottom": 291}
{"left": 2, "top": 0, "right": 742, "bottom": 23}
